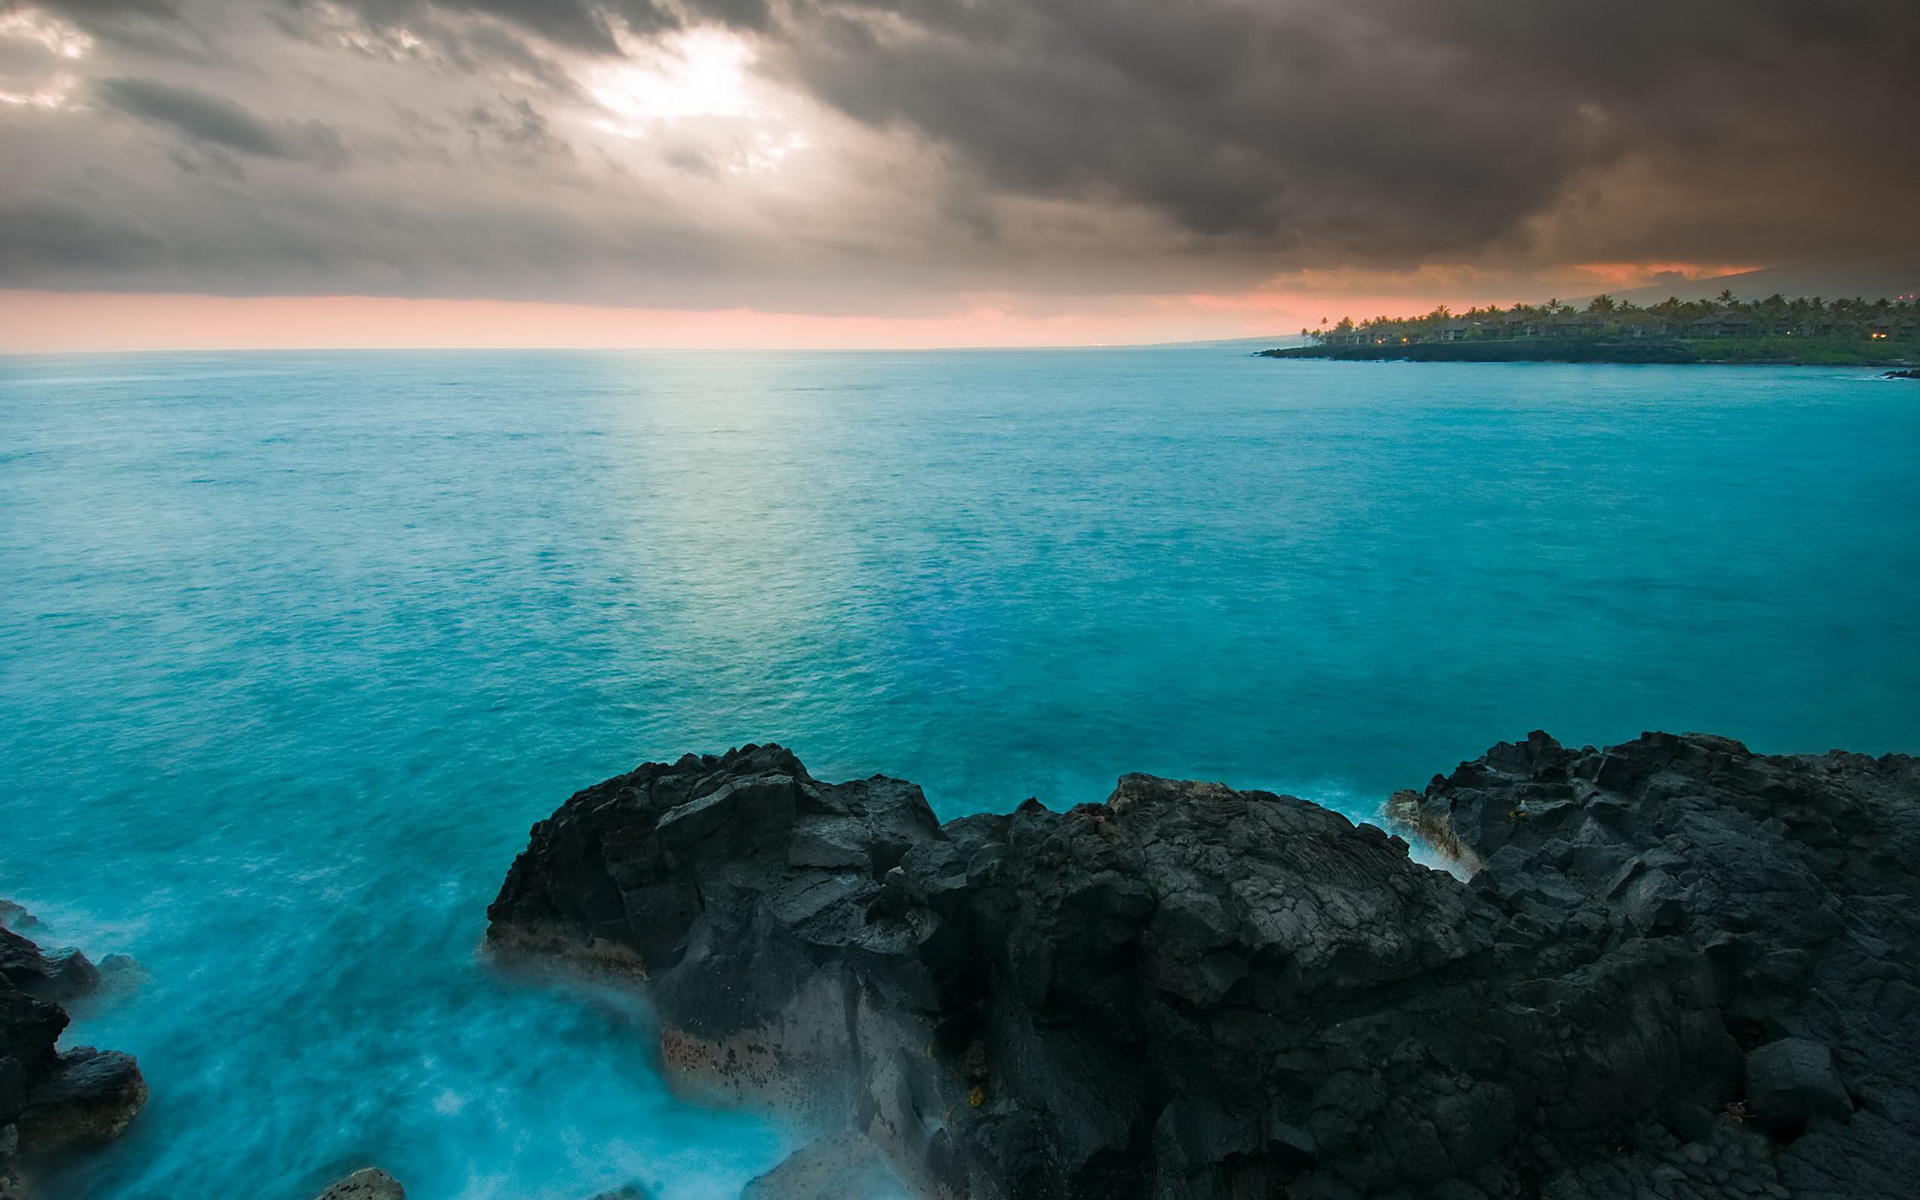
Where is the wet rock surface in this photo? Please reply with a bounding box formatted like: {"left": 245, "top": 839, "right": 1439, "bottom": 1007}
{"left": 313, "top": 1166, "right": 407, "bottom": 1200}
{"left": 488, "top": 734, "right": 1920, "bottom": 1199}
{"left": 1742, "top": 1039, "right": 1850, "bottom": 1136}
{"left": 0, "top": 926, "right": 100, "bottom": 1008}
{"left": 0, "top": 909, "right": 147, "bottom": 1198}
{"left": 744, "top": 1131, "right": 909, "bottom": 1200}
{"left": 14, "top": 1047, "right": 146, "bottom": 1154}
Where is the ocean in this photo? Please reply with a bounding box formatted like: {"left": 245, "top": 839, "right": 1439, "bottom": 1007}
{"left": 2, "top": 349, "right": 1916, "bottom": 1198}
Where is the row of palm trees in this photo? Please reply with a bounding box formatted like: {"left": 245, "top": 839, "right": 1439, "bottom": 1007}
{"left": 1308, "top": 291, "right": 1920, "bottom": 344}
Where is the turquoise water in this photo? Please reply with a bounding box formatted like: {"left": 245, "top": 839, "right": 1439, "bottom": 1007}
{"left": 2, "top": 350, "right": 1916, "bottom": 1198}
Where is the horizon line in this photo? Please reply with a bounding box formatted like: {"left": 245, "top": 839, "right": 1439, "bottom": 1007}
{"left": 0, "top": 290, "right": 1337, "bottom": 355}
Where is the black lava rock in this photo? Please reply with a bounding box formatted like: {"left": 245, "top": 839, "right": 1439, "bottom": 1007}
{"left": 1744, "top": 1038, "right": 1851, "bottom": 1135}
{"left": 488, "top": 734, "right": 1920, "bottom": 1199}
{"left": 0, "top": 910, "right": 147, "bottom": 1198}
{"left": 0, "top": 927, "right": 98, "bottom": 1008}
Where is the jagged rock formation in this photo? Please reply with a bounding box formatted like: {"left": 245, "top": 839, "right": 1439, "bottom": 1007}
{"left": 0, "top": 911, "right": 147, "bottom": 1200}
{"left": 487, "top": 734, "right": 1920, "bottom": 1199}
{"left": 1389, "top": 730, "right": 1920, "bottom": 1198}
{"left": 0, "top": 925, "right": 99, "bottom": 1008}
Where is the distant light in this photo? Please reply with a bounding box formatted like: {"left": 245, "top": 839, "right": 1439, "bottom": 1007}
{"left": 591, "top": 28, "right": 758, "bottom": 124}
{"left": 0, "top": 72, "right": 77, "bottom": 108}
{"left": 0, "top": 7, "right": 90, "bottom": 108}
{"left": 0, "top": 8, "right": 91, "bottom": 59}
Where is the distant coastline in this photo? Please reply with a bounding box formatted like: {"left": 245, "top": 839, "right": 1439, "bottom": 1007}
{"left": 1264, "top": 291, "right": 1920, "bottom": 366}
{"left": 1260, "top": 339, "right": 1918, "bottom": 366}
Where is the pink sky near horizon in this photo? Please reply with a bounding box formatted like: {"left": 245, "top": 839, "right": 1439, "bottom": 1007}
{"left": 0, "top": 289, "right": 1454, "bottom": 353}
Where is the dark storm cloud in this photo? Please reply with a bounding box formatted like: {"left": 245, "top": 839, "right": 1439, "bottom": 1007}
{"left": 2, "top": 0, "right": 1914, "bottom": 306}
{"left": 96, "top": 76, "right": 349, "bottom": 164}
{"left": 99, "top": 76, "right": 289, "bottom": 155}
{"left": 291, "top": 0, "right": 1916, "bottom": 263}
{"left": 713, "top": 0, "right": 1920, "bottom": 262}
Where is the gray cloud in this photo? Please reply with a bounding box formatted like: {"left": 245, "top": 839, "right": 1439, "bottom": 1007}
{"left": 0, "top": 199, "right": 169, "bottom": 272}
{"left": 23, "top": 0, "right": 204, "bottom": 58}
{"left": 95, "top": 75, "right": 352, "bottom": 169}
{"left": 464, "top": 97, "right": 569, "bottom": 160}
{"left": 1, "top": 0, "right": 1914, "bottom": 309}
{"left": 28, "top": 0, "right": 176, "bottom": 22}
{"left": 723, "top": 0, "right": 1920, "bottom": 264}
{"left": 99, "top": 77, "right": 290, "bottom": 155}
{"left": 329, "top": 0, "right": 683, "bottom": 53}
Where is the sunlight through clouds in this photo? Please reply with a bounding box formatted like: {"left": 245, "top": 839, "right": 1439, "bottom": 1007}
{"left": 0, "top": 6, "right": 90, "bottom": 108}
{"left": 1, "top": 0, "right": 1910, "bottom": 320}
{"left": 590, "top": 28, "right": 759, "bottom": 126}
{"left": 583, "top": 26, "right": 811, "bottom": 175}
{"left": 0, "top": 6, "right": 88, "bottom": 59}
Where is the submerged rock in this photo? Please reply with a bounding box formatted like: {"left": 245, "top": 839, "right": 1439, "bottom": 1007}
{"left": 0, "top": 911, "right": 146, "bottom": 1197}
{"left": 488, "top": 735, "right": 1920, "bottom": 1199}
{"left": 314, "top": 1166, "right": 406, "bottom": 1200}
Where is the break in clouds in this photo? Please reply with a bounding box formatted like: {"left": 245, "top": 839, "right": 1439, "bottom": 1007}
{"left": 2, "top": 0, "right": 1916, "bottom": 310}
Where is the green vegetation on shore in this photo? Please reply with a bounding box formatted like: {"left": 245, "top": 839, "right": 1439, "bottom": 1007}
{"left": 1264, "top": 291, "right": 1920, "bottom": 365}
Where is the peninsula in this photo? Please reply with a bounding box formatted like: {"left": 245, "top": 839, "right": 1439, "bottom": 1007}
{"left": 1263, "top": 293, "right": 1920, "bottom": 365}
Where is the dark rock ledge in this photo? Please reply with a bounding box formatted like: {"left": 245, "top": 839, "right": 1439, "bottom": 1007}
{"left": 1, "top": 910, "right": 147, "bottom": 1199}
{"left": 486, "top": 733, "right": 1920, "bottom": 1200}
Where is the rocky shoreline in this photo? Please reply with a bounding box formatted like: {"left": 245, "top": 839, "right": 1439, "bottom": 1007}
{"left": 488, "top": 732, "right": 1920, "bottom": 1200}
{"left": 0, "top": 909, "right": 147, "bottom": 1199}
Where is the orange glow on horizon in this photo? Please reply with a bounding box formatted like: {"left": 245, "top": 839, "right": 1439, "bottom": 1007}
{"left": 0, "top": 289, "right": 1445, "bottom": 353}
{"left": 1561, "top": 261, "right": 1762, "bottom": 289}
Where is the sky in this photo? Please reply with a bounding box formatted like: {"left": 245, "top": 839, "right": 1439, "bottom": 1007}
{"left": 1, "top": 0, "right": 1916, "bottom": 349}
